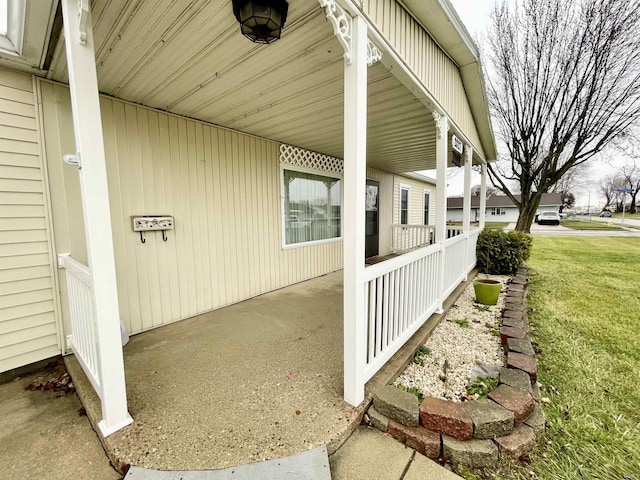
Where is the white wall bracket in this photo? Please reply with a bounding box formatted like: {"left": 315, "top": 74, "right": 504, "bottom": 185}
{"left": 318, "top": 1, "right": 381, "bottom": 67}
{"left": 367, "top": 40, "right": 382, "bottom": 66}
{"left": 63, "top": 152, "right": 82, "bottom": 169}
{"left": 77, "top": 0, "right": 90, "bottom": 45}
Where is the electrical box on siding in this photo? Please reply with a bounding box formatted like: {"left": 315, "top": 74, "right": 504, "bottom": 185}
{"left": 131, "top": 216, "right": 174, "bottom": 232}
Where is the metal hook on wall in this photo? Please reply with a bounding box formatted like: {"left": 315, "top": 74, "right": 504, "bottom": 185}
{"left": 162, "top": 230, "right": 168, "bottom": 242}
{"left": 140, "top": 231, "right": 146, "bottom": 244}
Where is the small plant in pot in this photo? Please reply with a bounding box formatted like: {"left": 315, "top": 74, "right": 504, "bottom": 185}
{"left": 474, "top": 229, "right": 532, "bottom": 304}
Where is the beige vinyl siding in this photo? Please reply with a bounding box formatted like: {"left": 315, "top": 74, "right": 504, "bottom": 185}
{"left": 40, "top": 81, "right": 342, "bottom": 336}
{"left": 393, "top": 175, "right": 436, "bottom": 226}
{"left": 361, "top": 0, "right": 484, "bottom": 156}
{"left": 0, "top": 68, "right": 60, "bottom": 373}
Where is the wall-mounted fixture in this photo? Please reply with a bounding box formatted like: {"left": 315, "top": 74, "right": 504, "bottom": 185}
{"left": 232, "top": 0, "right": 289, "bottom": 44}
{"left": 131, "top": 216, "right": 174, "bottom": 244}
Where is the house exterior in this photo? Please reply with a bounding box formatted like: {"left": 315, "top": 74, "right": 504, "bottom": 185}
{"left": 0, "top": 0, "right": 496, "bottom": 436}
{"left": 447, "top": 193, "right": 563, "bottom": 223}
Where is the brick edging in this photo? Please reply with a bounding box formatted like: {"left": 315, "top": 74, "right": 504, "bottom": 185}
{"left": 366, "top": 265, "right": 546, "bottom": 471}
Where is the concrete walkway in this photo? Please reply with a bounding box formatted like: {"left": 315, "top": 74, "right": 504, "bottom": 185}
{"left": 330, "top": 427, "right": 461, "bottom": 480}
{"left": 68, "top": 268, "right": 470, "bottom": 474}
{"left": 3, "top": 269, "right": 472, "bottom": 479}
{"left": 0, "top": 364, "right": 461, "bottom": 480}
{"left": 0, "top": 362, "right": 119, "bottom": 480}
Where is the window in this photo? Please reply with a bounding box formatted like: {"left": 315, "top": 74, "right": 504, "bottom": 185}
{"left": 491, "top": 207, "right": 507, "bottom": 216}
{"left": 400, "top": 186, "right": 409, "bottom": 224}
{"left": 0, "top": 1, "right": 7, "bottom": 36}
{"left": 0, "top": 0, "right": 25, "bottom": 56}
{"left": 423, "top": 191, "right": 430, "bottom": 225}
{"left": 282, "top": 167, "right": 341, "bottom": 246}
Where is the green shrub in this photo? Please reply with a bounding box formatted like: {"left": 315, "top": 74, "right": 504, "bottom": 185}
{"left": 476, "top": 229, "right": 532, "bottom": 274}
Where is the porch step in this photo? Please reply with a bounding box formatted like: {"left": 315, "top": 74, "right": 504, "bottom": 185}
{"left": 123, "top": 445, "right": 331, "bottom": 480}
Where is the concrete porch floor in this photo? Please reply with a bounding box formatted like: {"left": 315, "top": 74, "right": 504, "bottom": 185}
{"left": 68, "top": 269, "right": 471, "bottom": 474}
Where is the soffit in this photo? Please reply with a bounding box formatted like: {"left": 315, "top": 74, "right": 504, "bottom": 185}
{"left": 48, "top": 0, "right": 441, "bottom": 172}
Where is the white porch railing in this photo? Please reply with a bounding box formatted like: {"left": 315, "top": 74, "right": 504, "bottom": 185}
{"left": 360, "top": 229, "right": 479, "bottom": 385}
{"left": 467, "top": 228, "right": 481, "bottom": 272}
{"left": 446, "top": 226, "right": 463, "bottom": 238}
{"left": 58, "top": 254, "right": 102, "bottom": 398}
{"left": 363, "top": 243, "right": 441, "bottom": 381}
{"left": 390, "top": 224, "right": 435, "bottom": 252}
{"left": 443, "top": 234, "right": 468, "bottom": 298}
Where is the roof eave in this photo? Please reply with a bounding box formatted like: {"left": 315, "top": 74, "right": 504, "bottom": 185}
{"left": 400, "top": 0, "right": 497, "bottom": 161}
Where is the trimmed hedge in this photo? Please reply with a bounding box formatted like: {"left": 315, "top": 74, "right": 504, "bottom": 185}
{"left": 476, "top": 229, "right": 532, "bottom": 274}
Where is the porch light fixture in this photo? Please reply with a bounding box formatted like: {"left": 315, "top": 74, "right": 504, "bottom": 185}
{"left": 232, "top": 0, "right": 289, "bottom": 44}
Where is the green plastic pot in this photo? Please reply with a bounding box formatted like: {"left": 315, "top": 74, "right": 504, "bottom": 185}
{"left": 473, "top": 279, "right": 501, "bottom": 305}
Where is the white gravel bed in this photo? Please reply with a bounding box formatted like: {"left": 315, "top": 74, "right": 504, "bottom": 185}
{"left": 395, "top": 274, "right": 509, "bottom": 402}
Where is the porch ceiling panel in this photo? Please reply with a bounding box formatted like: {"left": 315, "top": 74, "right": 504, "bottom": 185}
{"left": 49, "top": 0, "right": 438, "bottom": 173}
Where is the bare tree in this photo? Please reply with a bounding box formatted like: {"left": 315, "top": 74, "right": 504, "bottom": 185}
{"left": 549, "top": 164, "right": 584, "bottom": 210}
{"left": 470, "top": 184, "right": 498, "bottom": 197}
{"left": 614, "top": 135, "right": 640, "bottom": 212}
{"left": 599, "top": 174, "right": 625, "bottom": 210}
{"left": 486, "top": 0, "right": 640, "bottom": 232}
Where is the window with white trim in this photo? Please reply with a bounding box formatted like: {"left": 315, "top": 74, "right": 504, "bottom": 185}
{"left": 282, "top": 167, "right": 341, "bottom": 246}
{"left": 423, "top": 191, "right": 430, "bottom": 225}
{"left": 491, "top": 207, "right": 507, "bottom": 215}
{"left": 0, "top": 0, "right": 25, "bottom": 56}
{"left": 400, "top": 186, "right": 409, "bottom": 225}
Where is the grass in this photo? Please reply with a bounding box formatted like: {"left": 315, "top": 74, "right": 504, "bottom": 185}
{"left": 611, "top": 212, "right": 640, "bottom": 219}
{"left": 446, "top": 221, "right": 509, "bottom": 228}
{"left": 561, "top": 220, "right": 624, "bottom": 231}
{"left": 475, "top": 237, "right": 640, "bottom": 479}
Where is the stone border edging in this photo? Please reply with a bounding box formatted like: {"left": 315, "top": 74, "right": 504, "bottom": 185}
{"left": 365, "top": 265, "right": 546, "bottom": 471}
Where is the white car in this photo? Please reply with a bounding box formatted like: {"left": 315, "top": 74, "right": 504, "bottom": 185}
{"left": 537, "top": 211, "right": 561, "bottom": 226}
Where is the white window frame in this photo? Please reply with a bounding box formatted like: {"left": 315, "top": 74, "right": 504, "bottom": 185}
{"left": 280, "top": 163, "right": 343, "bottom": 250}
{"left": 491, "top": 207, "right": 507, "bottom": 216}
{"left": 423, "top": 189, "right": 431, "bottom": 225}
{"left": 399, "top": 184, "right": 410, "bottom": 225}
{"left": 0, "top": 0, "right": 25, "bottom": 57}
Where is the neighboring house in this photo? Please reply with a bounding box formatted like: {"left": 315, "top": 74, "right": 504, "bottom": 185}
{"left": 447, "top": 194, "right": 563, "bottom": 223}
{"left": 0, "top": 0, "right": 496, "bottom": 435}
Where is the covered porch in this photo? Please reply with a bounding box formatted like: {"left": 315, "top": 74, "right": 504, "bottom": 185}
{"left": 44, "top": 0, "right": 495, "bottom": 439}
{"left": 66, "top": 268, "right": 471, "bottom": 471}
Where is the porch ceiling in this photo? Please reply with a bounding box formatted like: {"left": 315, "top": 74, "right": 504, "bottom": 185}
{"left": 49, "top": 0, "right": 439, "bottom": 173}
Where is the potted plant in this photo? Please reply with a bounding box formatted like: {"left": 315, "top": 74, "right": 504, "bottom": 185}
{"left": 473, "top": 278, "right": 502, "bottom": 305}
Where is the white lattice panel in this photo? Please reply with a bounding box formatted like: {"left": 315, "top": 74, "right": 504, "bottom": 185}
{"left": 280, "top": 144, "right": 343, "bottom": 175}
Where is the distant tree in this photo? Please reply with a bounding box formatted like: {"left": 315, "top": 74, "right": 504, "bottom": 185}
{"left": 470, "top": 184, "right": 498, "bottom": 197}
{"left": 486, "top": 0, "right": 640, "bottom": 232}
{"left": 599, "top": 174, "right": 625, "bottom": 211}
{"left": 614, "top": 138, "right": 640, "bottom": 213}
{"left": 550, "top": 166, "right": 582, "bottom": 210}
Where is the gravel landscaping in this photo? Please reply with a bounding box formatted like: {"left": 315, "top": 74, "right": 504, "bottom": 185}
{"left": 395, "top": 274, "right": 509, "bottom": 402}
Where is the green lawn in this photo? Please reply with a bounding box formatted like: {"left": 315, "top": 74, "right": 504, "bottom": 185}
{"left": 479, "top": 237, "right": 640, "bottom": 479}
{"left": 611, "top": 212, "right": 640, "bottom": 219}
{"left": 561, "top": 220, "right": 625, "bottom": 231}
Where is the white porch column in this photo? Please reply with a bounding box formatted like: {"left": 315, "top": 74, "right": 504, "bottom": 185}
{"left": 462, "top": 145, "right": 473, "bottom": 234}
{"left": 61, "top": 0, "right": 132, "bottom": 436}
{"left": 479, "top": 161, "right": 487, "bottom": 229}
{"left": 462, "top": 144, "right": 473, "bottom": 280}
{"left": 343, "top": 14, "right": 368, "bottom": 406}
{"left": 433, "top": 111, "right": 448, "bottom": 312}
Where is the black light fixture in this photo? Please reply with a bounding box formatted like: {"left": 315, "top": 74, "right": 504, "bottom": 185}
{"left": 232, "top": 0, "right": 289, "bottom": 44}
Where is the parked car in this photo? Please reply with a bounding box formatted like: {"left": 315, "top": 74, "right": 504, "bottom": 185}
{"left": 599, "top": 211, "right": 612, "bottom": 218}
{"left": 537, "top": 211, "right": 561, "bottom": 226}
